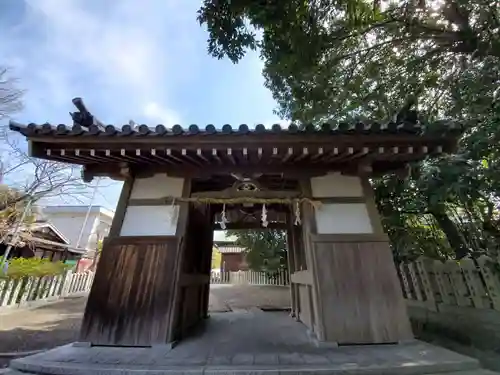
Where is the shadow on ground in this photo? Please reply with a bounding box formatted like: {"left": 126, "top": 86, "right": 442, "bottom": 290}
{"left": 0, "top": 285, "right": 291, "bottom": 368}
{"left": 0, "top": 297, "right": 86, "bottom": 368}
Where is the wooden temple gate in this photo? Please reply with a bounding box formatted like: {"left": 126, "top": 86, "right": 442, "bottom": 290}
{"left": 10, "top": 98, "right": 461, "bottom": 347}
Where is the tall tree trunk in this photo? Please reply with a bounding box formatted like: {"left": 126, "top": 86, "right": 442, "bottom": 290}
{"left": 431, "top": 209, "right": 469, "bottom": 259}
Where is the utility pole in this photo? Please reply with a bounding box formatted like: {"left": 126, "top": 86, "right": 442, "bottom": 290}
{"left": 75, "top": 178, "right": 100, "bottom": 250}
{"left": 90, "top": 226, "right": 108, "bottom": 271}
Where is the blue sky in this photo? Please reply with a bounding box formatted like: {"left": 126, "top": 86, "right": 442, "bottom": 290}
{"left": 0, "top": 0, "right": 283, "bottom": 211}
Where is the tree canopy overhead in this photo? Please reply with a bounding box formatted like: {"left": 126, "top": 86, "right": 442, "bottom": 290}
{"left": 199, "top": 0, "right": 500, "bottom": 261}
{"left": 198, "top": 0, "right": 499, "bottom": 122}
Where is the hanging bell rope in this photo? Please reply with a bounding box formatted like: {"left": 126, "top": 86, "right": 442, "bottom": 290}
{"left": 219, "top": 203, "right": 228, "bottom": 230}
{"left": 294, "top": 200, "right": 301, "bottom": 226}
{"left": 261, "top": 203, "right": 268, "bottom": 228}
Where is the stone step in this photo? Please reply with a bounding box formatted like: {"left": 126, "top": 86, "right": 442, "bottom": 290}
{"left": 2, "top": 366, "right": 499, "bottom": 375}
{"left": 6, "top": 360, "right": 483, "bottom": 375}
{"left": 432, "top": 371, "right": 499, "bottom": 375}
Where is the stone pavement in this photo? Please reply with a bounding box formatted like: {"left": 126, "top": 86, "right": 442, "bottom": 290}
{"left": 208, "top": 284, "right": 290, "bottom": 310}
{"left": 3, "top": 285, "right": 497, "bottom": 375}
{"left": 0, "top": 285, "right": 290, "bottom": 367}
{"left": 6, "top": 310, "right": 493, "bottom": 375}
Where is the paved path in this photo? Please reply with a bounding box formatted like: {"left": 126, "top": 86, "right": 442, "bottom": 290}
{"left": 209, "top": 284, "right": 290, "bottom": 311}
{"left": 8, "top": 311, "right": 486, "bottom": 375}
{"left": 1, "top": 288, "right": 496, "bottom": 374}
{"left": 0, "top": 285, "right": 290, "bottom": 367}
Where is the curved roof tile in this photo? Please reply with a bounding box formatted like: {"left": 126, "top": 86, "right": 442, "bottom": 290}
{"left": 10, "top": 120, "right": 461, "bottom": 138}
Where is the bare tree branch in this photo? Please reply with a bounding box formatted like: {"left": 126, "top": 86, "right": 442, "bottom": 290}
{"left": 0, "top": 67, "right": 23, "bottom": 122}
{"left": 0, "top": 65, "right": 95, "bottom": 235}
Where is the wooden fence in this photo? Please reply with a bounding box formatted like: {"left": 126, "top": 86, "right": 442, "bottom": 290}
{"left": 0, "top": 271, "right": 95, "bottom": 311}
{"left": 210, "top": 270, "right": 289, "bottom": 286}
{"left": 398, "top": 256, "right": 500, "bottom": 310}
{"left": 397, "top": 256, "right": 500, "bottom": 349}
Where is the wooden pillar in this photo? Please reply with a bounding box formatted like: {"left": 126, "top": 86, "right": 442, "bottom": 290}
{"left": 286, "top": 210, "right": 298, "bottom": 318}
{"left": 79, "top": 173, "right": 189, "bottom": 347}
{"left": 200, "top": 207, "right": 216, "bottom": 319}
{"left": 171, "top": 203, "right": 213, "bottom": 339}
{"left": 307, "top": 172, "right": 413, "bottom": 345}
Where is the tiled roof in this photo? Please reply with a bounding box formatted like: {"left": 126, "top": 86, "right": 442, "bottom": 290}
{"left": 9, "top": 120, "right": 461, "bottom": 138}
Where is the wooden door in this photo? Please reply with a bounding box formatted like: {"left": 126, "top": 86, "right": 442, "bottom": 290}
{"left": 80, "top": 237, "right": 179, "bottom": 346}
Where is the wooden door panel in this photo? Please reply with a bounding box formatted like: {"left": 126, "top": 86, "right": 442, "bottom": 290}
{"left": 80, "top": 237, "right": 178, "bottom": 346}
{"left": 314, "top": 240, "right": 413, "bottom": 344}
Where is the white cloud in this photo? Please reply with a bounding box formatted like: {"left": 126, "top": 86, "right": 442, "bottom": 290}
{"left": 1, "top": 0, "right": 185, "bottom": 124}
{"left": 143, "top": 102, "right": 181, "bottom": 125}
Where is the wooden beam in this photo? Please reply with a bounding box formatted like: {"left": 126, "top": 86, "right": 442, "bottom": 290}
{"left": 294, "top": 147, "right": 309, "bottom": 162}
{"left": 81, "top": 163, "right": 346, "bottom": 179}
{"left": 192, "top": 190, "right": 301, "bottom": 199}
{"left": 196, "top": 148, "right": 210, "bottom": 164}
{"left": 213, "top": 222, "right": 287, "bottom": 230}
{"left": 133, "top": 149, "right": 154, "bottom": 164}
{"left": 105, "top": 149, "right": 129, "bottom": 163}
{"left": 166, "top": 148, "right": 184, "bottom": 164}
{"left": 26, "top": 133, "right": 458, "bottom": 149}
{"left": 150, "top": 148, "right": 176, "bottom": 165}
{"left": 108, "top": 177, "right": 134, "bottom": 237}
{"left": 181, "top": 148, "right": 203, "bottom": 167}
{"left": 211, "top": 148, "right": 222, "bottom": 164}
{"left": 225, "top": 148, "right": 236, "bottom": 165}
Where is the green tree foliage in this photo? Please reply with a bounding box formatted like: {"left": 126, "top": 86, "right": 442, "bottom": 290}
{"left": 198, "top": 0, "right": 500, "bottom": 121}
{"left": 199, "top": 0, "right": 500, "bottom": 260}
{"left": 227, "top": 230, "right": 287, "bottom": 272}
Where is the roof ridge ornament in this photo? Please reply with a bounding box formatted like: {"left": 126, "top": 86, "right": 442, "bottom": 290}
{"left": 70, "top": 97, "right": 105, "bottom": 131}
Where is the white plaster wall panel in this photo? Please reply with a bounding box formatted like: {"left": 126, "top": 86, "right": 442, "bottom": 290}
{"left": 47, "top": 213, "right": 99, "bottom": 249}
{"left": 315, "top": 203, "right": 372, "bottom": 234}
{"left": 310, "top": 173, "right": 363, "bottom": 197}
{"left": 130, "top": 174, "right": 184, "bottom": 200}
{"left": 120, "top": 205, "right": 180, "bottom": 236}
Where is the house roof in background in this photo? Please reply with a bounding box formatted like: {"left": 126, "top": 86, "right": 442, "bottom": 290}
{"left": 17, "top": 222, "right": 86, "bottom": 254}
{"left": 23, "top": 222, "right": 71, "bottom": 244}
{"left": 42, "top": 205, "right": 114, "bottom": 219}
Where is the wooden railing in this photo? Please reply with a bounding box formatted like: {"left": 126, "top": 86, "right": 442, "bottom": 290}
{"left": 0, "top": 271, "right": 95, "bottom": 310}
{"left": 397, "top": 256, "right": 500, "bottom": 311}
{"left": 210, "top": 270, "right": 289, "bottom": 286}
{"left": 397, "top": 256, "right": 500, "bottom": 349}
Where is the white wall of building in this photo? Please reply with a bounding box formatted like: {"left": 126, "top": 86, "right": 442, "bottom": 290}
{"left": 44, "top": 207, "right": 113, "bottom": 250}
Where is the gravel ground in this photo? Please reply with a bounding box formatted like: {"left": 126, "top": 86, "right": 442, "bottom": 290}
{"left": 0, "top": 285, "right": 291, "bottom": 368}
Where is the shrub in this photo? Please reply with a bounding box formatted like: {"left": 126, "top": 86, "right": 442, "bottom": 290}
{"left": 0, "top": 257, "right": 72, "bottom": 280}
